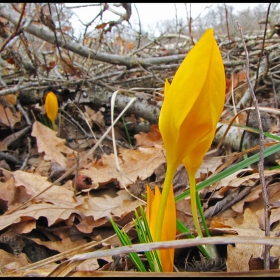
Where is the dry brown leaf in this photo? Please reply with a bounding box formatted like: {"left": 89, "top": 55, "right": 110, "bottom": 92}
{"left": 0, "top": 250, "right": 29, "bottom": 273}
{"left": 231, "top": 185, "right": 262, "bottom": 213}
{"left": 218, "top": 169, "right": 254, "bottom": 196}
{"left": 0, "top": 202, "right": 83, "bottom": 231}
{"left": 1, "top": 177, "right": 142, "bottom": 232}
{"left": 84, "top": 106, "right": 105, "bottom": 128}
{"left": 111, "top": 189, "right": 144, "bottom": 217}
{"left": 214, "top": 206, "right": 280, "bottom": 272}
{"left": 225, "top": 208, "right": 267, "bottom": 272}
{"left": 33, "top": 158, "right": 52, "bottom": 177}
{"left": 0, "top": 177, "right": 19, "bottom": 207}
{"left": 218, "top": 168, "right": 280, "bottom": 197}
{"left": 76, "top": 257, "right": 111, "bottom": 271}
{"left": 226, "top": 70, "right": 247, "bottom": 96}
{"left": 0, "top": 177, "right": 31, "bottom": 210}
{"left": 210, "top": 218, "right": 234, "bottom": 229}
{"left": 134, "top": 124, "right": 163, "bottom": 147}
{"left": 81, "top": 189, "right": 143, "bottom": 221}
{"left": 13, "top": 170, "right": 77, "bottom": 204}
{"left": 256, "top": 182, "right": 280, "bottom": 230}
{"left": 4, "top": 93, "right": 18, "bottom": 105}
{"left": 0, "top": 104, "right": 21, "bottom": 128}
{"left": 11, "top": 220, "right": 36, "bottom": 234}
{"left": 30, "top": 236, "right": 87, "bottom": 253}
{"left": 195, "top": 155, "right": 223, "bottom": 181}
{"left": 31, "top": 121, "right": 77, "bottom": 170}
{"left": 80, "top": 145, "right": 166, "bottom": 188}
{"left": 0, "top": 141, "right": 7, "bottom": 151}
{"left": 2, "top": 263, "right": 59, "bottom": 277}
{"left": 75, "top": 216, "right": 109, "bottom": 234}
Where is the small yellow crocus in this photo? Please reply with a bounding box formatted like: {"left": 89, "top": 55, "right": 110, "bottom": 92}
{"left": 45, "top": 91, "right": 58, "bottom": 131}
{"left": 146, "top": 184, "right": 176, "bottom": 272}
{"left": 156, "top": 27, "right": 225, "bottom": 244}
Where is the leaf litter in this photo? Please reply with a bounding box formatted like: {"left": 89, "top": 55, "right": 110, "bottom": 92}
{"left": 0, "top": 22, "right": 280, "bottom": 275}
{"left": 1, "top": 108, "right": 280, "bottom": 275}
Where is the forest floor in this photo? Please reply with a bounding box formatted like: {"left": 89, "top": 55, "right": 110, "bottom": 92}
{"left": 0, "top": 3, "right": 280, "bottom": 276}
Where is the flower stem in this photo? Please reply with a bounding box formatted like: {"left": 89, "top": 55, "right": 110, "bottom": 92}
{"left": 154, "top": 165, "right": 176, "bottom": 242}
{"left": 52, "top": 120, "right": 57, "bottom": 131}
{"left": 189, "top": 171, "right": 203, "bottom": 238}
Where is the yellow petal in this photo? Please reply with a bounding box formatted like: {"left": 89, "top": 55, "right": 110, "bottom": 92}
{"left": 146, "top": 184, "right": 154, "bottom": 228}
{"left": 182, "top": 133, "right": 215, "bottom": 175}
{"left": 146, "top": 185, "right": 161, "bottom": 241}
{"left": 160, "top": 185, "right": 176, "bottom": 272}
{"left": 146, "top": 185, "right": 176, "bottom": 272}
{"left": 159, "top": 28, "right": 225, "bottom": 171}
{"left": 149, "top": 186, "right": 161, "bottom": 241}
{"left": 45, "top": 91, "right": 58, "bottom": 123}
{"left": 159, "top": 79, "right": 180, "bottom": 170}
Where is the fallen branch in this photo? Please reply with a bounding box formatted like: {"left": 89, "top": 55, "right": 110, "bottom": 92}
{"left": 0, "top": 4, "right": 262, "bottom": 69}
{"left": 69, "top": 235, "right": 280, "bottom": 261}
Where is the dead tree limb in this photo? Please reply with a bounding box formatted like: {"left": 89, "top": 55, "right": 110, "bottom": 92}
{"left": 0, "top": 4, "right": 259, "bottom": 69}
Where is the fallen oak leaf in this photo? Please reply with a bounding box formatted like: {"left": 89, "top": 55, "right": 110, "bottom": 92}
{"left": 0, "top": 176, "right": 31, "bottom": 211}
{"left": 0, "top": 249, "right": 29, "bottom": 273}
{"left": 217, "top": 168, "right": 280, "bottom": 197}
{"left": 0, "top": 103, "right": 21, "bottom": 128}
{"left": 231, "top": 184, "right": 262, "bottom": 214}
{"left": 80, "top": 144, "right": 166, "bottom": 189}
{"left": 75, "top": 216, "right": 109, "bottom": 234}
{"left": 134, "top": 124, "right": 163, "bottom": 147}
{"left": 31, "top": 121, "right": 77, "bottom": 170}
{"left": 13, "top": 170, "right": 77, "bottom": 204}
{"left": 0, "top": 202, "right": 85, "bottom": 231}
{"left": 224, "top": 208, "right": 280, "bottom": 272}
{"left": 29, "top": 236, "right": 87, "bottom": 253}
{"left": 80, "top": 188, "right": 144, "bottom": 221}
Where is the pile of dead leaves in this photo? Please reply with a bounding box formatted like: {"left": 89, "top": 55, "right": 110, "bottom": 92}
{"left": 0, "top": 95, "right": 280, "bottom": 276}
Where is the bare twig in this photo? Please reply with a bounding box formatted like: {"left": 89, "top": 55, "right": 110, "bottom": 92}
{"left": 69, "top": 235, "right": 280, "bottom": 262}
{"left": 0, "top": 3, "right": 26, "bottom": 53}
{"left": 224, "top": 4, "right": 230, "bottom": 43}
{"left": 0, "top": 4, "right": 188, "bottom": 68}
{"left": 254, "top": 4, "right": 271, "bottom": 94}
{"left": 0, "top": 152, "right": 23, "bottom": 165}
{"left": 236, "top": 20, "right": 271, "bottom": 270}
{"left": 20, "top": 136, "right": 31, "bottom": 170}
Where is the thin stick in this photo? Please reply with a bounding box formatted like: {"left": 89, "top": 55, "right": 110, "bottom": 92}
{"left": 69, "top": 235, "right": 280, "bottom": 262}
{"left": 110, "top": 90, "right": 146, "bottom": 204}
{"left": 224, "top": 4, "right": 230, "bottom": 43}
{"left": 236, "top": 20, "right": 271, "bottom": 270}
{"left": 0, "top": 3, "right": 26, "bottom": 53}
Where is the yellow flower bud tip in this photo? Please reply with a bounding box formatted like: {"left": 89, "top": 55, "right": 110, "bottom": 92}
{"left": 146, "top": 184, "right": 176, "bottom": 272}
{"left": 45, "top": 91, "right": 58, "bottom": 130}
{"left": 159, "top": 28, "right": 225, "bottom": 173}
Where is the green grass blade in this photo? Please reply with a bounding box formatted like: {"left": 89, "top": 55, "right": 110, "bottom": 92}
{"left": 196, "top": 191, "right": 210, "bottom": 237}
{"left": 134, "top": 207, "right": 162, "bottom": 272}
{"left": 176, "top": 219, "right": 211, "bottom": 257}
{"left": 111, "top": 217, "right": 147, "bottom": 272}
{"left": 175, "top": 142, "right": 280, "bottom": 202}
{"left": 122, "top": 115, "right": 132, "bottom": 146}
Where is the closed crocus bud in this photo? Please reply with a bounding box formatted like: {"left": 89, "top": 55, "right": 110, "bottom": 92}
{"left": 146, "top": 184, "right": 176, "bottom": 272}
{"left": 156, "top": 28, "right": 225, "bottom": 243}
{"left": 45, "top": 91, "right": 58, "bottom": 131}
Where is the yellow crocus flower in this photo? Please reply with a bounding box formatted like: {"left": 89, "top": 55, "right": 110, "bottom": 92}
{"left": 45, "top": 91, "right": 58, "bottom": 131}
{"left": 156, "top": 27, "right": 225, "bottom": 245}
{"left": 146, "top": 184, "right": 176, "bottom": 272}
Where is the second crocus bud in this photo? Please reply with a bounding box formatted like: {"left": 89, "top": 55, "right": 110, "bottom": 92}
{"left": 45, "top": 91, "right": 58, "bottom": 131}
